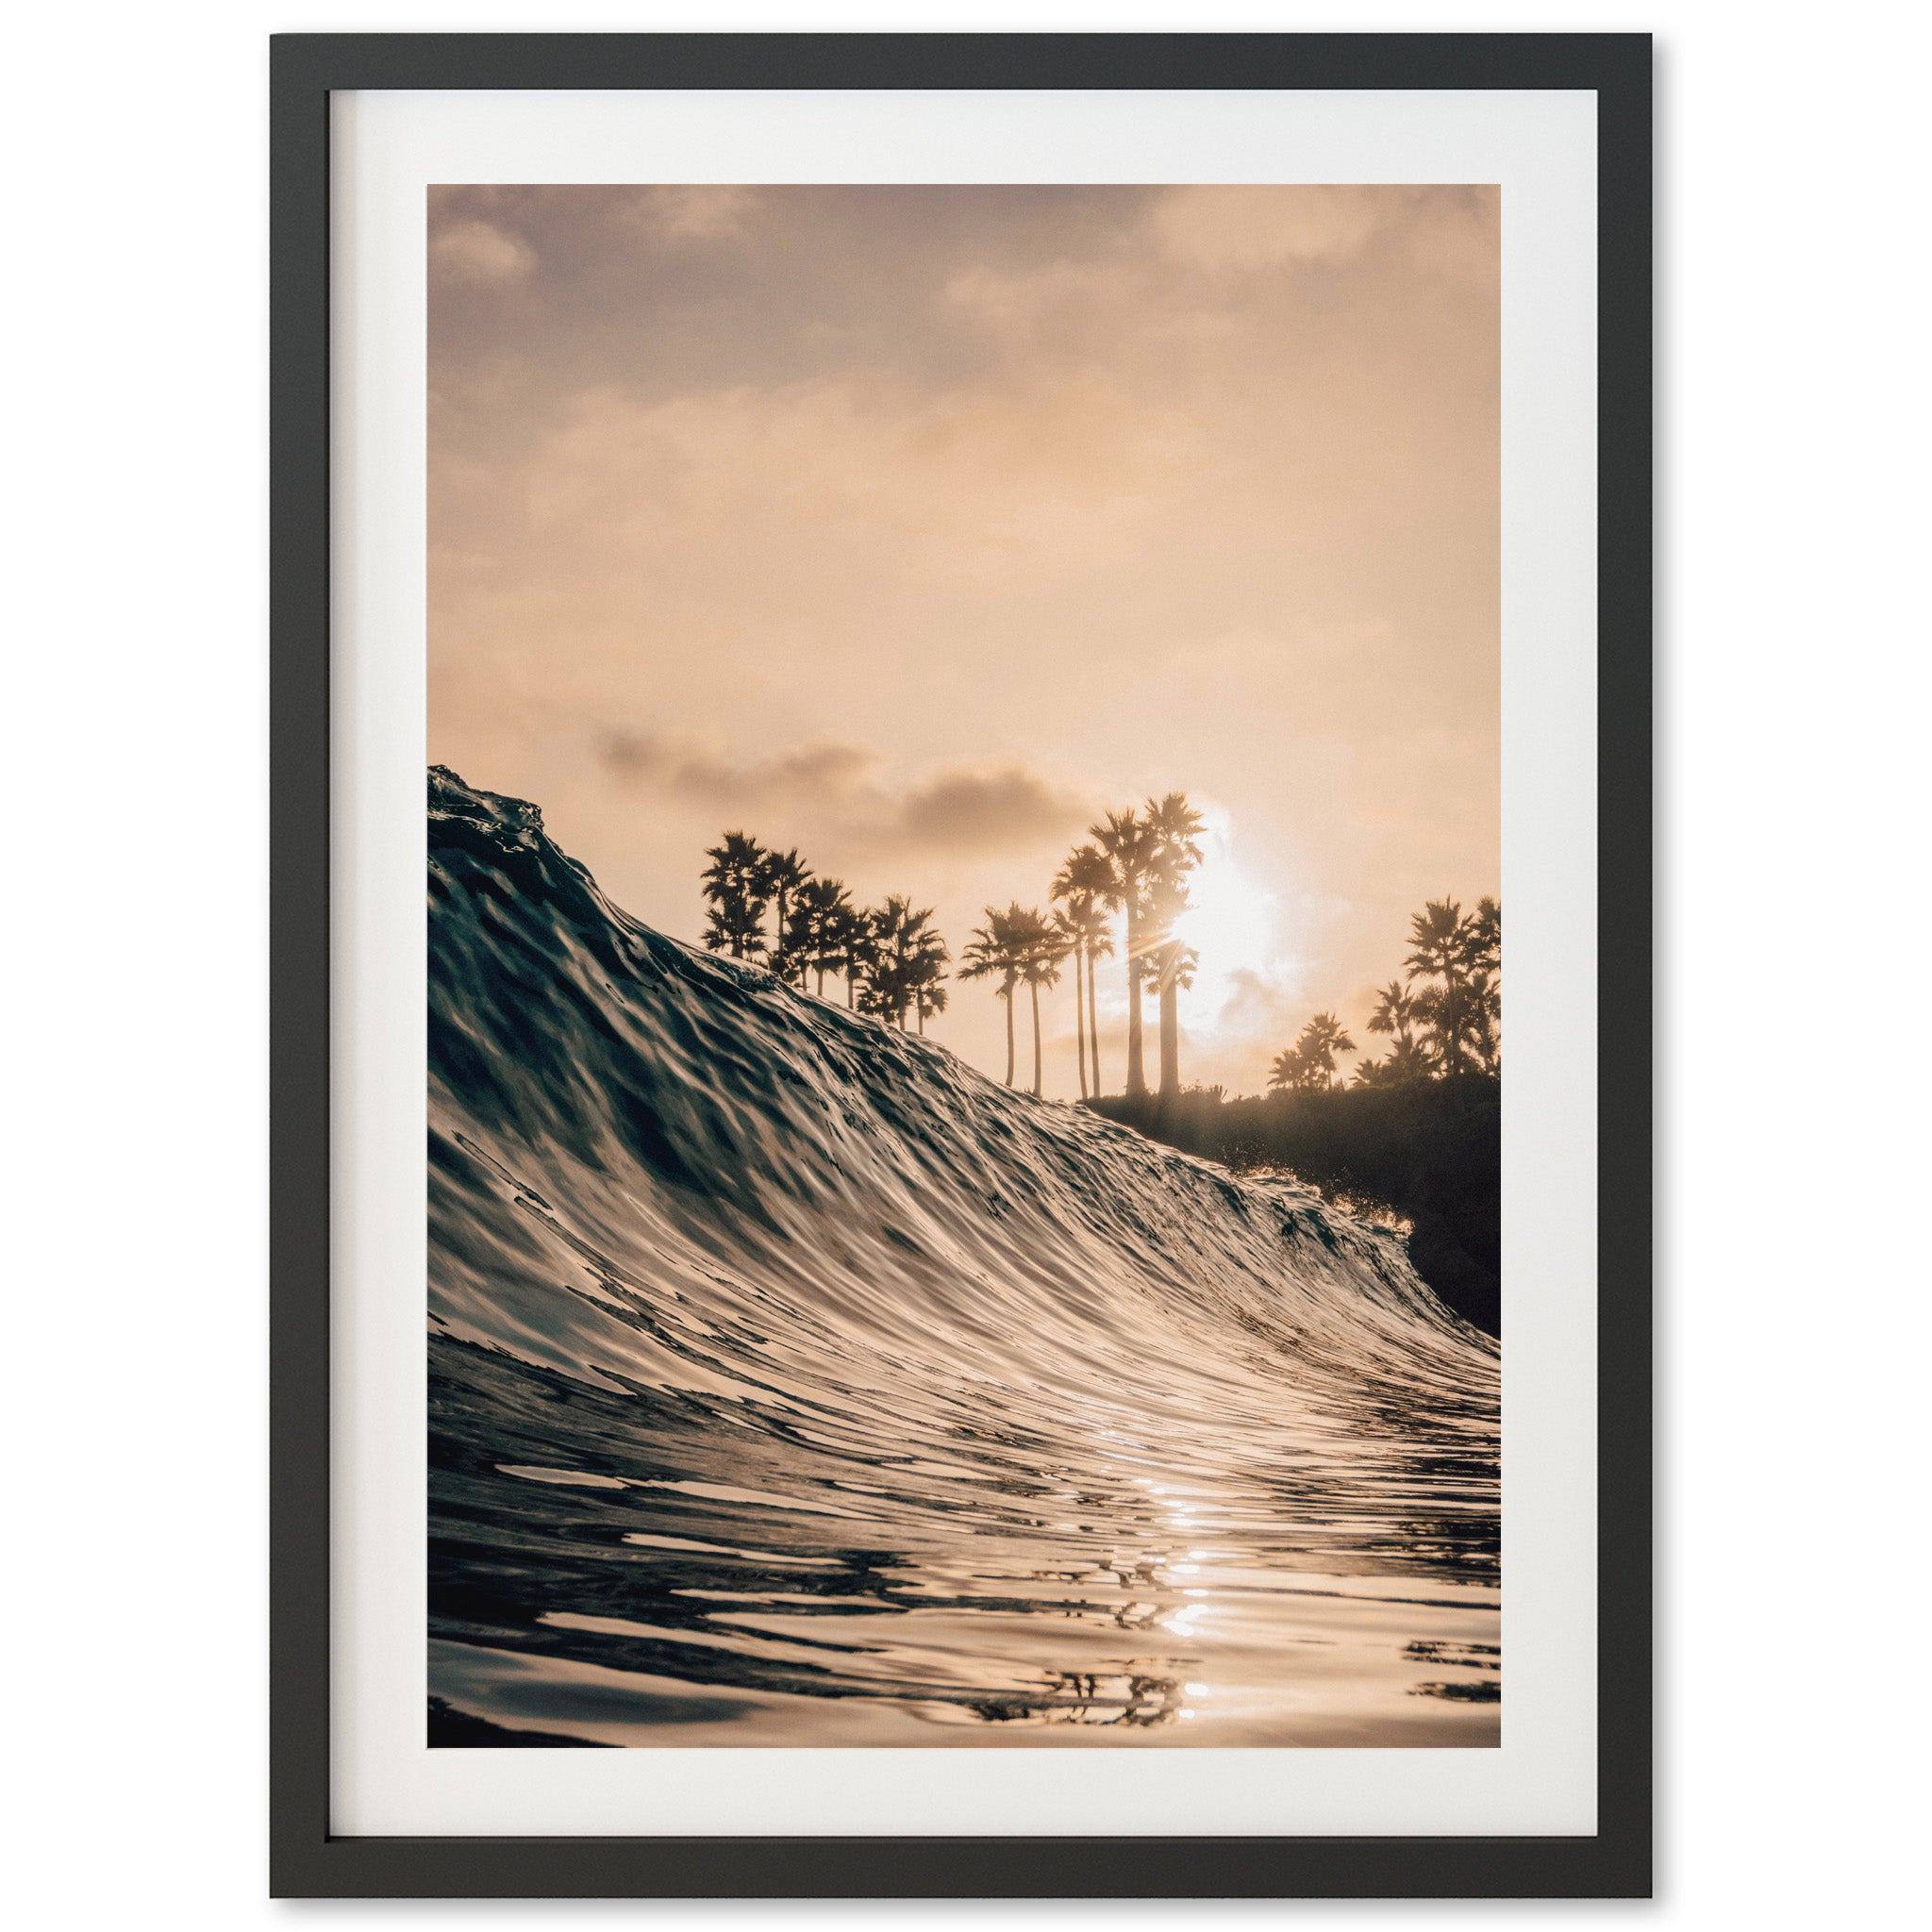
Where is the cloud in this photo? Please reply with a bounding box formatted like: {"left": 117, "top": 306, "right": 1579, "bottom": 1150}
{"left": 1150, "top": 186, "right": 1386, "bottom": 271}
{"left": 945, "top": 258, "right": 1139, "bottom": 336}
{"left": 508, "top": 373, "right": 1203, "bottom": 600}
{"left": 598, "top": 730, "right": 1088, "bottom": 856}
{"left": 599, "top": 732, "right": 871, "bottom": 806}
{"left": 430, "top": 217, "right": 536, "bottom": 287}
{"left": 628, "top": 186, "right": 760, "bottom": 242}
{"left": 1404, "top": 188, "right": 1502, "bottom": 278}
{"left": 897, "top": 766, "right": 1087, "bottom": 850}
{"left": 1147, "top": 185, "right": 1498, "bottom": 280}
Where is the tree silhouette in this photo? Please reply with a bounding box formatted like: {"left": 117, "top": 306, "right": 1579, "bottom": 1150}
{"left": 1268, "top": 1012, "right": 1357, "bottom": 1092}
{"left": 1088, "top": 808, "right": 1160, "bottom": 1098}
{"left": 1011, "top": 906, "right": 1069, "bottom": 1097}
{"left": 859, "top": 896, "right": 947, "bottom": 1031}
{"left": 1273, "top": 898, "right": 1501, "bottom": 1095}
{"left": 1406, "top": 899, "right": 1488, "bottom": 1080}
{"left": 960, "top": 904, "right": 1029, "bottom": 1087}
{"left": 1364, "top": 978, "right": 1426, "bottom": 1086}
{"left": 1467, "top": 896, "right": 1502, "bottom": 1076}
{"left": 1051, "top": 842, "right": 1116, "bottom": 1100}
{"left": 1149, "top": 935, "right": 1198, "bottom": 1089}
{"left": 899, "top": 920, "right": 951, "bottom": 1036}
{"left": 1353, "top": 1036, "right": 1434, "bottom": 1088}
{"left": 759, "top": 846, "right": 812, "bottom": 983}
{"left": 1369, "top": 978, "right": 1417, "bottom": 1043}
{"left": 700, "top": 831, "right": 773, "bottom": 959}
{"left": 1468, "top": 895, "right": 1502, "bottom": 976}
{"left": 1050, "top": 908, "right": 1084, "bottom": 1089}
{"left": 695, "top": 813, "right": 1501, "bottom": 1107}
{"left": 1141, "top": 794, "right": 1207, "bottom": 1101}
{"left": 825, "top": 901, "right": 875, "bottom": 1008}
{"left": 786, "top": 876, "right": 856, "bottom": 996}
{"left": 912, "top": 978, "right": 949, "bottom": 1036}
{"left": 1309, "top": 1012, "right": 1357, "bottom": 1072}
{"left": 1082, "top": 908, "right": 1114, "bottom": 1097}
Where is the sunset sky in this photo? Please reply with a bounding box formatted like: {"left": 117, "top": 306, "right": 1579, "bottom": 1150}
{"left": 428, "top": 184, "right": 1499, "bottom": 1098}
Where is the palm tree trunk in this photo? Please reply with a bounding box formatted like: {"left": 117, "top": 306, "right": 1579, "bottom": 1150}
{"left": 1073, "top": 942, "right": 1088, "bottom": 1099}
{"left": 1088, "top": 949, "right": 1101, "bottom": 1095}
{"left": 1158, "top": 969, "right": 1179, "bottom": 1099}
{"left": 1029, "top": 981, "right": 1042, "bottom": 1096}
{"left": 1003, "top": 988, "right": 1015, "bottom": 1086}
{"left": 845, "top": 970, "right": 855, "bottom": 1010}
{"left": 1125, "top": 959, "right": 1146, "bottom": 1097}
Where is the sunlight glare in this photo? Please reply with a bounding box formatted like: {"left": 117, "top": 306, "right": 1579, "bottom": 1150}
{"left": 1171, "top": 810, "right": 1284, "bottom": 1023}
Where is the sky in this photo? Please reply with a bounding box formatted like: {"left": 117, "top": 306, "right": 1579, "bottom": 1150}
{"left": 428, "top": 184, "right": 1499, "bottom": 1099}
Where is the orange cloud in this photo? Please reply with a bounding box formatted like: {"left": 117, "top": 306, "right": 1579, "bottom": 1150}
{"left": 598, "top": 729, "right": 1089, "bottom": 859}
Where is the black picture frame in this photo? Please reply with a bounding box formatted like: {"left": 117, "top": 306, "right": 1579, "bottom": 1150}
{"left": 272, "top": 29, "right": 1652, "bottom": 1899}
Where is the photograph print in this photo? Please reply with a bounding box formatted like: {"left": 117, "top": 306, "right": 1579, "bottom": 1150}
{"left": 427, "top": 183, "right": 1504, "bottom": 1748}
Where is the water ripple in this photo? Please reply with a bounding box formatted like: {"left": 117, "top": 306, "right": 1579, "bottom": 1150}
{"left": 427, "top": 767, "right": 1500, "bottom": 1746}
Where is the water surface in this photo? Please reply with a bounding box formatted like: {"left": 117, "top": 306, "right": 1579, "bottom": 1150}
{"left": 427, "top": 768, "right": 1500, "bottom": 1746}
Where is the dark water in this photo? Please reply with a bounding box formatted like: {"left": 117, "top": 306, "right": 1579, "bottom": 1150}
{"left": 428, "top": 768, "right": 1501, "bottom": 1746}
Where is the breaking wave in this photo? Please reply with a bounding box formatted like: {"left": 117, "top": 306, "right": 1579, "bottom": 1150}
{"left": 427, "top": 767, "right": 1500, "bottom": 1745}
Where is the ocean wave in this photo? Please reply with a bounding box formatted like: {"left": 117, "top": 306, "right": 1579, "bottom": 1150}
{"left": 427, "top": 765, "right": 1500, "bottom": 1745}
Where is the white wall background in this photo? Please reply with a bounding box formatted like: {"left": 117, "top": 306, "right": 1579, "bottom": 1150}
{"left": 6, "top": 1, "right": 1924, "bottom": 1924}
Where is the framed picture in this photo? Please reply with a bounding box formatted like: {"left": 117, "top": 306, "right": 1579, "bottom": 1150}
{"left": 273, "top": 30, "right": 1652, "bottom": 1898}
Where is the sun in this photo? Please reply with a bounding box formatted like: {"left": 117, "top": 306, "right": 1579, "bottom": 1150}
{"left": 1170, "top": 814, "right": 1283, "bottom": 1021}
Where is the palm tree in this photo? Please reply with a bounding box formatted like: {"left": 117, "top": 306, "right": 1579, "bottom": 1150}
{"left": 1141, "top": 794, "right": 1207, "bottom": 1100}
{"left": 700, "top": 831, "right": 772, "bottom": 959}
{"left": 1087, "top": 808, "right": 1159, "bottom": 1097}
{"left": 1367, "top": 1035, "right": 1435, "bottom": 1086}
{"left": 1406, "top": 898, "right": 1485, "bottom": 1080}
{"left": 1367, "top": 979, "right": 1420, "bottom": 1053}
{"left": 786, "top": 877, "right": 856, "bottom": 995}
{"left": 1467, "top": 895, "right": 1502, "bottom": 976}
{"left": 826, "top": 902, "right": 875, "bottom": 1009}
{"left": 1081, "top": 906, "right": 1113, "bottom": 1099}
{"left": 960, "top": 904, "right": 1027, "bottom": 1087}
{"left": 1467, "top": 896, "right": 1503, "bottom": 1075}
{"left": 1010, "top": 906, "right": 1068, "bottom": 1097}
{"left": 1049, "top": 909, "right": 1084, "bottom": 1090}
{"left": 1391, "top": 1034, "right": 1435, "bottom": 1082}
{"left": 1050, "top": 842, "right": 1116, "bottom": 1100}
{"left": 905, "top": 909, "right": 950, "bottom": 1028}
{"left": 1149, "top": 936, "right": 1197, "bottom": 1092}
{"left": 860, "top": 896, "right": 946, "bottom": 1030}
{"left": 900, "top": 922, "right": 951, "bottom": 1036}
{"left": 1467, "top": 971, "right": 1501, "bottom": 1076}
{"left": 759, "top": 846, "right": 812, "bottom": 982}
{"left": 1305, "top": 1011, "right": 1357, "bottom": 1080}
{"left": 1268, "top": 1012, "right": 1357, "bottom": 1092}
